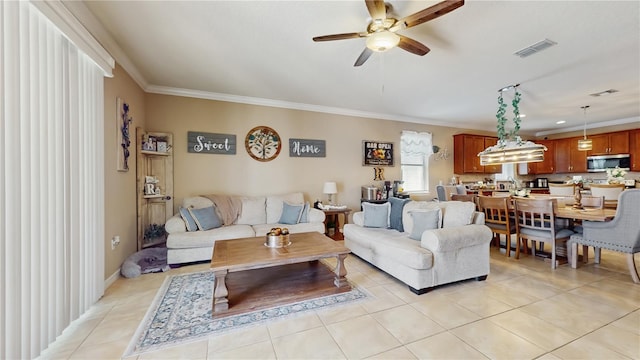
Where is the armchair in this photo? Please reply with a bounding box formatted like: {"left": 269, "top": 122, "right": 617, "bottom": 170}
{"left": 568, "top": 189, "right": 640, "bottom": 283}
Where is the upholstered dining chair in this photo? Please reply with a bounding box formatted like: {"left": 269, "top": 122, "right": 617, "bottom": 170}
{"left": 436, "top": 185, "right": 466, "bottom": 202}
{"left": 589, "top": 183, "right": 625, "bottom": 208}
{"left": 568, "top": 189, "right": 640, "bottom": 283}
{"left": 513, "top": 197, "right": 575, "bottom": 269}
{"left": 478, "top": 195, "right": 516, "bottom": 257}
{"left": 548, "top": 183, "right": 576, "bottom": 196}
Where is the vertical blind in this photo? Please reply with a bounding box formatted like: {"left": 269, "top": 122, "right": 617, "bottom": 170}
{"left": 1, "top": 1, "right": 106, "bottom": 358}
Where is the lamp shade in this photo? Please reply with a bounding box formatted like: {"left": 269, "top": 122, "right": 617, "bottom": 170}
{"left": 323, "top": 182, "right": 338, "bottom": 195}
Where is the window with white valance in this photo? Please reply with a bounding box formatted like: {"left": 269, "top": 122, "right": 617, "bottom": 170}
{"left": 1, "top": 1, "right": 113, "bottom": 358}
{"left": 400, "top": 131, "right": 433, "bottom": 192}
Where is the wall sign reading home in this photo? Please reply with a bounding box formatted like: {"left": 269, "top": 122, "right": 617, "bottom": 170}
{"left": 187, "top": 131, "right": 236, "bottom": 154}
{"left": 363, "top": 140, "right": 394, "bottom": 166}
{"left": 289, "top": 138, "right": 326, "bottom": 158}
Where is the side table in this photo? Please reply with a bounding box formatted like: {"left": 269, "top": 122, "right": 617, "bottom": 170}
{"left": 322, "top": 208, "right": 352, "bottom": 240}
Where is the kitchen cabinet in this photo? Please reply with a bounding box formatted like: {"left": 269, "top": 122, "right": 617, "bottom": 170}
{"left": 588, "top": 131, "right": 629, "bottom": 155}
{"left": 483, "top": 137, "right": 502, "bottom": 173}
{"left": 453, "top": 134, "right": 501, "bottom": 174}
{"left": 136, "top": 127, "right": 174, "bottom": 250}
{"left": 555, "top": 137, "right": 587, "bottom": 173}
{"left": 524, "top": 139, "right": 555, "bottom": 174}
{"left": 631, "top": 129, "right": 640, "bottom": 171}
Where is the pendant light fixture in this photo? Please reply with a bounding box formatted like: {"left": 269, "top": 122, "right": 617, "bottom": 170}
{"left": 478, "top": 84, "right": 546, "bottom": 165}
{"left": 577, "top": 105, "right": 592, "bottom": 151}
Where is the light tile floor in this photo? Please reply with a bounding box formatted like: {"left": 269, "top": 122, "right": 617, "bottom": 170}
{"left": 39, "top": 245, "right": 640, "bottom": 360}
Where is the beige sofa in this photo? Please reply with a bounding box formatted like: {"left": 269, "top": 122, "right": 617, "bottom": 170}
{"left": 165, "top": 192, "right": 325, "bottom": 265}
{"left": 343, "top": 200, "right": 492, "bottom": 294}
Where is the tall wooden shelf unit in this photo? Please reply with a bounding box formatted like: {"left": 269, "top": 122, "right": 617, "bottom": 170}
{"left": 136, "top": 127, "right": 174, "bottom": 250}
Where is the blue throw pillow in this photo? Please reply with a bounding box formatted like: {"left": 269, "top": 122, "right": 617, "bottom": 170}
{"left": 179, "top": 207, "right": 198, "bottom": 232}
{"left": 363, "top": 202, "right": 391, "bottom": 228}
{"left": 280, "top": 202, "right": 303, "bottom": 225}
{"left": 409, "top": 209, "right": 441, "bottom": 240}
{"left": 389, "top": 197, "right": 411, "bottom": 232}
{"left": 188, "top": 206, "right": 222, "bottom": 231}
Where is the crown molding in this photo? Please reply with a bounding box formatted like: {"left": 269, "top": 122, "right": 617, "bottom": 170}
{"left": 145, "top": 85, "right": 495, "bottom": 130}
{"left": 535, "top": 116, "right": 640, "bottom": 137}
{"left": 61, "top": 1, "right": 147, "bottom": 87}
{"left": 32, "top": 0, "right": 114, "bottom": 76}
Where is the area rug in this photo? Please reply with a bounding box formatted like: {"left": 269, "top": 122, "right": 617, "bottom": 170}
{"left": 123, "top": 270, "right": 369, "bottom": 357}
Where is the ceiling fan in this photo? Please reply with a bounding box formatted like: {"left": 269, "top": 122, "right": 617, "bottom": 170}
{"left": 312, "top": 0, "right": 465, "bottom": 66}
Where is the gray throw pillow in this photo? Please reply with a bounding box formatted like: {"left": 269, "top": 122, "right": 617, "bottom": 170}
{"left": 280, "top": 202, "right": 303, "bottom": 225}
{"left": 298, "top": 202, "right": 310, "bottom": 223}
{"left": 179, "top": 207, "right": 198, "bottom": 232}
{"left": 388, "top": 197, "right": 411, "bottom": 232}
{"left": 363, "top": 202, "right": 390, "bottom": 228}
{"left": 409, "top": 209, "right": 441, "bottom": 240}
{"left": 188, "top": 206, "right": 222, "bottom": 231}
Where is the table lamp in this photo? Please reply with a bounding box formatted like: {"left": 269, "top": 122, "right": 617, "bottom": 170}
{"left": 323, "top": 182, "right": 338, "bottom": 205}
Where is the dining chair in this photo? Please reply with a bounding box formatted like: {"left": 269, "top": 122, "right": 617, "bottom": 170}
{"left": 478, "top": 195, "right": 516, "bottom": 257}
{"left": 589, "top": 183, "right": 625, "bottom": 209}
{"left": 548, "top": 183, "right": 576, "bottom": 196}
{"left": 513, "top": 197, "right": 575, "bottom": 269}
{"left": 436, "top": 185, "right": 466, "bottom": 202}
{"left": 568, "top": 189, "right": 640, "bottom": 283}
{"left": 450, "top": 193, "right": 478, "bottom": 204}
{"left": 491, "top": 191, "right": 511, "bottom": 197}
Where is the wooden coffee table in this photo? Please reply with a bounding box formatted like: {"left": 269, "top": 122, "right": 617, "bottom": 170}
{"left": 210, "top": 231, "right": 351, "bottom": 313}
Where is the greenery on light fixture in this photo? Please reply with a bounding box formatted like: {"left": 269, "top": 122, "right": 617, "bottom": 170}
{"left": 496, "top": 85, "right": 522, "bottom": 144}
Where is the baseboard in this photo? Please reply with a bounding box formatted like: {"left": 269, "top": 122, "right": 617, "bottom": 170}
{"left": 104, "top": 269, "right": 121, "bottom": 289}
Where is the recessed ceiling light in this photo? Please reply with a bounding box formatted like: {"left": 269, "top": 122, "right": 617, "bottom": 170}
{"left": 556, "top": 120, "right": 566, "bottom": 124}
{"left": 590, "top": 89, "right": 619, "bottom": 97}
{"left": 519, "top": 114, "right": 527, "bottom": 118}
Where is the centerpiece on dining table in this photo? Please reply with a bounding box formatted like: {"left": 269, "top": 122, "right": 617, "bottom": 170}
{"left": 606, "top": 166, "right": 626, "bottom": 184}
{"left": 566, "top": 177, "right": 588, "bottom": 209}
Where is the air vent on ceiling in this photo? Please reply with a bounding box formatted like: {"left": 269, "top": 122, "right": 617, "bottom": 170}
{"left": 514, "top": 39, "right": 557, "bottom": 58}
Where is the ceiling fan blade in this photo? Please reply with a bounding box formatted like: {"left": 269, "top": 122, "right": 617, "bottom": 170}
{"left": 397, "top": 35, "right": 430, "bottom": 56}
{"left": 399, "top": 0, "right": 464, "bottom": 29}
{"left": 354, "top": 48, "right": 373, "bottom": 67}
{"left": 313, "top": 32, "right": 367, "bottom": 42}
{"left": 365, "top": 0, "right": 386, "bottom": 20}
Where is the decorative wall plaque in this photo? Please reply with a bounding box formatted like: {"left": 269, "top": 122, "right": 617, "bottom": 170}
{"left": 245, "top": 126, "right": 281, "bottom": 162}
{"left": 363, "top": 140, "right": 394, "bottom": 166}
{"left": 187, "top": 131, "right": 236, "bottom": 154}
{"left": 289, "top": 138, "right": 326, "bottom": 157}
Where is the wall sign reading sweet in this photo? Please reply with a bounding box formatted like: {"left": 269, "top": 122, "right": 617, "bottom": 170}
{"left": 289, "top": 138, "right": 326, "bottom": 158}
{"left": 187, "top": 131, "right": 236, "bottom": 154}
{"left": 363, "top": 140, "right": 394, "bottom": 166}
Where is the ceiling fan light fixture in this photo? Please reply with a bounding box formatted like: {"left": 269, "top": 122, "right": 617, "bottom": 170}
{"left": 366, "top": 31, "right": 400, "bottom": 52}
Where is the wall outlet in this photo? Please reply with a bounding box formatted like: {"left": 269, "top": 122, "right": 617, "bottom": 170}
{"left": 111, "top": 235, "right": 120, "bottom": 250}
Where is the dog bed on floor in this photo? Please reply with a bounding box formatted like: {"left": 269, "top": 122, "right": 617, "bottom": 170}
{"left": 121, "top": 247, "right": 170, "bottom": 278}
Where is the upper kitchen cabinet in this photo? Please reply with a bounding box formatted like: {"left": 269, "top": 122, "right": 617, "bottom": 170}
{"left": 454, "top": 134, "right": 500, "bottom": 174}
{"left": 555, "top": 137, "right": 587, "bottom": 173}
{"left": 631, "top": 129, "right": 640, "bottom": 171}
{"left": 483, "top": 137, "right": 503, "bottom": 174}
{"left": 527, "top": 139, "right": 555, "bottom": 174}
{"left": 588, "top": 131, "right": 629, "bottom": 155}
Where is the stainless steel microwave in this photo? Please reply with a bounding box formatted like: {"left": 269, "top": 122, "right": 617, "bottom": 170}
{"left": 586, "top": 154, "right": 631, "bottom": 172}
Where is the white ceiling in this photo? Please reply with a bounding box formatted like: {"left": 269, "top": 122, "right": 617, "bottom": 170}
{"left": 70, "top": 0, "right": 640, "bottom": 136}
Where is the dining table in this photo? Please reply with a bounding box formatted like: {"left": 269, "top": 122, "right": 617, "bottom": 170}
{"left": 554, "top": 206, "right": 616, "bottom": 222}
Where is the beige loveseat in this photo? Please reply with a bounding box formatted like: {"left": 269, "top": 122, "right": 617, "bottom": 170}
{"left": 165, "top": 192, "right": 325, "bottom": 265}
{"left": 344, "top": 200, "right": 492, "bottom": 294}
